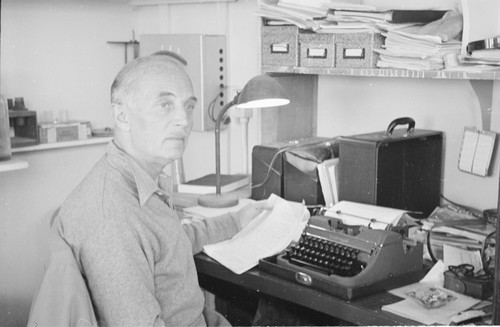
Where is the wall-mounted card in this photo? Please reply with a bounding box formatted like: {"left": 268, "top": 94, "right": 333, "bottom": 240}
{"left": 458, "top": 127, "right": 496, "bottom": 177}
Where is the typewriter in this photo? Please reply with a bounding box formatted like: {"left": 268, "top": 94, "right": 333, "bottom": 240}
{"left": 262, "top": 215, "right": 424, "bottom": 300}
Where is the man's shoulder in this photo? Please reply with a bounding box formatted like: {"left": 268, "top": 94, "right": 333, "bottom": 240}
{"left": 57, "top": 160, "right": 140, "bottom": 241}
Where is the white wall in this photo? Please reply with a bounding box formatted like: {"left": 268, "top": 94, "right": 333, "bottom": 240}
{"left": 0, "top": 1, "right": 134, "bottom": 325}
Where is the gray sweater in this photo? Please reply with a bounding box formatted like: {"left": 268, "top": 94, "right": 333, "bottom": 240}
{"left": 55, "top": 142, "right": 240, "bottom": 326}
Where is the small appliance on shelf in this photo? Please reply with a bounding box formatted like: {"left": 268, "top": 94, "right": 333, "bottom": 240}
{"left": 7, "top": 97, "right": 39, "bottom": 148}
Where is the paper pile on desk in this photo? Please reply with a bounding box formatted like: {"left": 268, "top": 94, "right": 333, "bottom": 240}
{"left": 203, "top": 194, "right": 309, "bottom": 274}
{"left": 382, "top": 262, "right": 481, "bottom": 325}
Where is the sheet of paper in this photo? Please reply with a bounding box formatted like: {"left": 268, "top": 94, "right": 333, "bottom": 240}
{"left": 458, "top": 128, "right": 478, "bottom": 172}
{"left": 203, "top": 194, "right": 309, "bottom": 274}
{"left": 324, "top": 201, "right": 407, "bottom": 229}
{"left": 472, "top": 132, "right": 495, "bottom": 175}
{"left": 443, "top": 244, "right": 484, "bottom": 273}
{"left": 419, "top": 260, "right": 446, "bottom": 286}
{"left": 461, "top": 0, "right": 500, "bottom": 55}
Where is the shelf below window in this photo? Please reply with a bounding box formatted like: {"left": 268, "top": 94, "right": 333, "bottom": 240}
{"left": 263, "top": 66, "right": 500, "bottom": 80}
{"left": 11, "top": 136, "right": 112, "bottom": 153}
{"left": 0, "top": 159, "right": 29, "bottom": 172}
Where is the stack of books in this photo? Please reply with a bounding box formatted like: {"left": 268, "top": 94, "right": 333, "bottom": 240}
{"left": 422, "top": 206, "right": 495, "bottom": 259}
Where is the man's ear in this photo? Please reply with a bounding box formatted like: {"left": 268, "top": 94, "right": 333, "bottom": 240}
{"left": 112, "top": 103, "right": 131, "bottom": 132}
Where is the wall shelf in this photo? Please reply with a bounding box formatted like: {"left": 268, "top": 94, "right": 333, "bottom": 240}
{"left": 263, "top": 66, "right": 500, "bottom": 80}
{"left": 128, "top": 0, "right": 236, "bottom": 5}
{"left": 0, "top": 159, "right": 29, "bottom": 172}
{"left": 11, "top": 136, "right": 112, "bottom": 153}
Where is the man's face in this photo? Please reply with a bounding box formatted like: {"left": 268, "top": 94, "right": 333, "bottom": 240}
{"left": 126, "top": 65, "right": 197, "bottom": 168}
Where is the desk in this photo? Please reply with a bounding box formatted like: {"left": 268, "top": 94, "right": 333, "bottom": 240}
{"left": 194, "top": 253, "right": 420, "bottom": 326}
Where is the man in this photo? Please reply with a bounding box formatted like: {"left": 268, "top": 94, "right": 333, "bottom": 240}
{"left": 54, "top": 54, "right": 270, "bottom": 326}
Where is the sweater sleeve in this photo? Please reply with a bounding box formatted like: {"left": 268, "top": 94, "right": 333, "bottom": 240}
{"left": 73, "top": 222, "right": 165, "bottom": 327}
{"left": 182, "top": 212, "right": 242, "bottom": 254}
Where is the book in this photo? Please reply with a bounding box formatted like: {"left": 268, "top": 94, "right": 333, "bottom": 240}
{"left": 317, "top": 158, "right": 339, "bottom": 207}
{"left": 330, "top": 9, "right": 447, "bottom": 24}
{"left": 177, "top": 174, "right": 250, "bottom": 195}
{"left": 203, "top": 194, "right": 310, "bottom": 274}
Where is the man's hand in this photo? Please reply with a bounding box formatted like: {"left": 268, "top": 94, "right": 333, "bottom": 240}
{"left": 235, "top": 200, "right": 274, "bottom": 229}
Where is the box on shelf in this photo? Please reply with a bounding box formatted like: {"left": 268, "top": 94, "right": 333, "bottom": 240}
{"left": 261, "top": 21, "right": 300, "bottom": 67}
{"left": 299, "top": 32, "right": 336, "bottom": 68}
{"left": 38, "top": 120, "right": 92, "bottom": 144}
{"left": 8, "top": 110, "right": 39, "bottom": 148}
{"left": 335, "top": 31, "right": 384, "bottom": 68}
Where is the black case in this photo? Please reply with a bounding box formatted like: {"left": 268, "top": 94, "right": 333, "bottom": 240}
{"left": 283, "top": 138, "right": 339, "bottom": 205}
{"left": 251, "top": 137, "right": 339, "bottom": 205}
{"left": 338, "top": 117, "right": 443, "bottom": 218}
{"left": 251, "top": 140, "right": 296, "bottom": 200}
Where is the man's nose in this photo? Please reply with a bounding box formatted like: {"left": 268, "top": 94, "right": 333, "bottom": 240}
{"left": 173, "top": 107, "right": 191, "bottom": 127}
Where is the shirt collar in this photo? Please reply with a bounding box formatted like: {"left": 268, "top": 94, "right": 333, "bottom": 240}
{"left": 107, "top": 142, "right": 174, "bottom": 207}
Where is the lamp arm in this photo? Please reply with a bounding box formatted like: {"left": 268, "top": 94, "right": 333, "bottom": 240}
{"left": 214, "top": 97, "right": 236, "bottom": 195}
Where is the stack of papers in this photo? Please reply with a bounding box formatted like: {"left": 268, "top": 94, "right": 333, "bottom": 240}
{"left": 203, "top": 194, "right": 309, "bottom": 274}
{"left": 255, "top": 1, "right": 330, "bottom": 31}
{"left": 255, "top": 1, "right": 379, "bottom": 32}
{"left": 421, "top": 206, "right": 494, "bottom": 254}
{"left": 382, "top": 282, "right": 481, "bottom": 325}
{"left": 376, "top": 26, "right": 461, "bottom": 70}
{"left": 376, "top": 11, "right": 462, "bottom": 70}
{"left": 382, "top": 262, "right": 482, "bottom": 325}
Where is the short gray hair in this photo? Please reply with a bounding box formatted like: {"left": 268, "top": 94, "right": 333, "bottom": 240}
{"left": 110, "top": 53, "right": 187, "bottom": 106}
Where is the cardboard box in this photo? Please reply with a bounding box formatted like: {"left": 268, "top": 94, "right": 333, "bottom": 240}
{"left": 38, "top": 120, "right": 92, "bottom": 143}
{"left": 261, "top": 22, "right": 300, "bottom": 67}
{"left": 299, "top": 32, "right": 336, "bottom": 68}
{"left": 335, "top": 31, "right": 384, "bottom": 68}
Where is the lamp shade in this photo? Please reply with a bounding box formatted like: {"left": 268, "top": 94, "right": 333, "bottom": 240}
{"left": 236, "top": 75, "right": 290, "bottom": 109}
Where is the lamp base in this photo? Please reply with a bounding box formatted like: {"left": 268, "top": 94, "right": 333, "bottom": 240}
{"left": 198, "top": 193, "right": 239, "bottom": 208}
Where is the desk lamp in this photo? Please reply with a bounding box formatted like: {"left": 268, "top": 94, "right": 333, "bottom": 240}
{"left": 198, "top": 75, "right": 290, "bottom": 208}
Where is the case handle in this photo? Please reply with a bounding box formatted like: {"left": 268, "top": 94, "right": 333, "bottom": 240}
{"left": 385, "top": 117, "right": 415, "bottom": 137}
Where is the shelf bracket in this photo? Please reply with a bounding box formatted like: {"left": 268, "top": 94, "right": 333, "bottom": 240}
{"left": 107, "top": 31, "right": 140, "bottom": 64}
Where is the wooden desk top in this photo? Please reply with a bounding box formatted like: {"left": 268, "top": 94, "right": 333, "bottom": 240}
{"left": 194, "top": 253, "right": 420, "bottom": 326}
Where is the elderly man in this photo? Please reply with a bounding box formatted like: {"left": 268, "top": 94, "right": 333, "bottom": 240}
{"left": 54, "top": 53, "right": 269, "bottom": 326}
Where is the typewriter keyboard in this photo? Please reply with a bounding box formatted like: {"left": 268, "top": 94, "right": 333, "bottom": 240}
{"left": 285, "top": 232, "right": 365, "bottom": 277}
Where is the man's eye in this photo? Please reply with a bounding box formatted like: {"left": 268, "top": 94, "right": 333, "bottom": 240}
{"left": 186, "top": 103, "right": 196, "bottom": 112}
{"left": 161, "top": 102, "right": 173, "bottom": 110}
